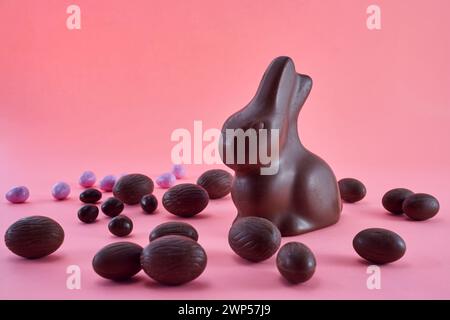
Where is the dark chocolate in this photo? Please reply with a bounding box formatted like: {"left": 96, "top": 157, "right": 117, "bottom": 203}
{"left": 92, "top": 242, "right": 143, "bottom": 281}
{"left": 228, "top": 216, "right": 281, "bottom": 262}
{"left": 140, "top": 235, "right": 207, "bottom": 285}
{"left": 402, "top": 193, "right": 439, "bottom": 221}
{"left": 197, "top": 169, "right": 233, "bottom": 199}
{"left": 101, "top": 197, "right": 124, "bottom": 217}
{"left": 162, "top": 183, "right": 209, "bottom": 217}
{"left": 353, "top": 228, "right": 406, "bottom": 264}
{"left": 219, "top": 56, "right": 341, "bottom": 236}
{"left": 276, "top": 242, "right": 316, "bottom": 284}
{"left": 140, "top": 194, "right": 158, "bottom": 214}
{"left": 78, "top": 204, "right": 99, "bottom": 223}
{"left": 108, "top": 215, "right": 133, "bottom": 237}
{"left": 382, "top": 188, "right": 414, "bottom": 215}
{"left": 338, "top": 178, "right": 366, "bottom": 203}
{"left": 4, "top": 216, "right": 64, "bottom": 259}
{"left": 79, "top": 188, "right": 102, "bottom": 204}
{"left": 113, "top": 174, "right": 154, "bottom": 205}
{"left": 149, "top": 221, "right": 199, "bottom": 242}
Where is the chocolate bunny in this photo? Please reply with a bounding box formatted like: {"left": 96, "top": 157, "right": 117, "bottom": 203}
{"left": 219, "top": 56, "right": 341, "bottom": 236}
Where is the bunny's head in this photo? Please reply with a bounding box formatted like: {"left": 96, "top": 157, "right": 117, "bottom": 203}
{"left": 219, "top": 56, "right": 312, "bottom": 173}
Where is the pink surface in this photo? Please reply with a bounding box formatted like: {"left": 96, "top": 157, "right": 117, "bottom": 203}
{"left": 1, "top": 0, "right": 449, "bottom": 299}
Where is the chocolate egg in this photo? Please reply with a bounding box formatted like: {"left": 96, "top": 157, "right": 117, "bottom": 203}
{"left": 108, "top": 215, "right": 133, "bottom": 237}
{"left": 353, "top": 228, "right": 406, "bottom": 264}
{"left": 149, "top": 221, "right": 199, "bottom": 242}
{"left": 403, "top": 193, "right": 440, "bottom": 221}
{"left": 5, "top": 216, "right": 64, "bottom": 259}
{"left": 382, "top": 188, "right": 414, "bottom": 215}
{"left": 228, "top": 216, "right": 281, "bottom": 262}
{"left": 276, "top": 242, "right": 316, "bottom": 284}
{"left": 162, "top": 183, "right": 209, "bottom": 217}
{"left": 338, "top": 178, "right": 366, "bottom": 203}
{"left": 113, "top": 174, "right": 154, "bottom": 205}
{"left": 140, "top": 235, "right": 207, "bottom": 285}
{"left": 101, "top": 197, "right": 124, "bottom": 217}
{"left": 79, "top": 188, "right": 102, "bottom": 204}
{"left": 197, "top": 169, "right": 233, "bottom": 199}
{"left": 140, "top": 194, "right": 158, "bottom": 214}
{"left": 92, "top": 242, "right": 143, "bottom": 281}
{"left": 78, "top": 204, "right": 99, "bottom": 223}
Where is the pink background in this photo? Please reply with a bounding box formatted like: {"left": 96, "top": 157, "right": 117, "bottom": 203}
{"left": 1, "top": 0, "right": 449, "bottom": 299}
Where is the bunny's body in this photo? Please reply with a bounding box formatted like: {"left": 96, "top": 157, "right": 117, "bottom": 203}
{"left": 220, "top": 56, "right": 341, "bottom": 236}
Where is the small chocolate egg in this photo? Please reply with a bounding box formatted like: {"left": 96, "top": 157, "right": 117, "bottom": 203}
{"left": 276, "top": 242, "right": 316, "bottom": 284}
{"left": 382, "top": 188, "right": 414, "bottom": 215}
{"left": 79, "top": 188, "right": 102, "bottom": 204}
{"left": 353, "top": 228, "right": 406, "bottom": 264}
{"left": 108, "top": 215, "right": 133, "bottom": 237}
{"left": 338, "top": 178, "right": 367, "bottom": 203}
{"left": 402, "top": 193, "right": 439, "bottom": 221}
{"left": 78, "top": 204, "right": 99, "bottom": 223}
{"left": 140, "top": 194, "right": 158, "bottom": 214}
{"left": 101, "top": 197, "right": 124, "bottom": 217}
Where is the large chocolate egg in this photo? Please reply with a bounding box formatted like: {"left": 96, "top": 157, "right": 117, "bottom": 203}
{"left": 92, "top": 242, "right": 143, "bottom": 281}
{"left": 228, "top": 216, "right": 281, "bottom": 262}
{"left": 140, "top": 235, "right": 207, "bottom": 285}
{"left": 113, "top": 174, "right": 154, "bottom": 205}
{"left": 5, "top": 216, "right": 64, "bottom": 259}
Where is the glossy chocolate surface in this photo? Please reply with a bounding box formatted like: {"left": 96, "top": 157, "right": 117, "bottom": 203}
{"left": 149, "top": 221, "right": 199, "bottom": 242}
{"left": 101, "top": 197, "right": 125, "bottom": 217}
{"left": 140, "top": 194, "right": 158, "bottom": 214}
{"left": 108, "top": 215, "right": 133, "bottom": 237}
{"left": 92, "top": 242, "right": 143, "bottom": 281}
{"left": 78, "top": 204, "right": 99, "bottom": 223}
{"left": 276, "top": 242, "right": 316, "bottom": 284}
{"left": 402, "top": 193, "right": 439, "bottom": 221}
{"left": 79, "top": 188, "right": 102, "bottom": 204}
{"left": 197, "top": 169, "right": 233, "bottom": 199}
{"left": 382, "top": 188, "right": 414, "bottom": 215}
{"left": 219, "top": 56, "right": 341, "bottom": 236}
{"left": 140, "top": 235, "right": 207, "bottom": 286}
{"left": 5, "top": 216, "right": 64, "bottom": 259}
{"left": 113, "top": 174, "right": 154, "bottom": 205}
{"left": 162, "top": 183, "right": 209, "bottom": 217}
{"left": 353, "top": 228, "right": 406, "bottom": 264}
{"left": 228, "top": 216, "right": 281, "bottom": 262}
{"left": 338, "top": 178, "right": 366, "bottom": 203}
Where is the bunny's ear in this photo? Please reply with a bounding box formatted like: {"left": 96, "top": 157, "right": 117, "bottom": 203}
{"left": 252, "top": 56, "right": 298, "bottom": 110}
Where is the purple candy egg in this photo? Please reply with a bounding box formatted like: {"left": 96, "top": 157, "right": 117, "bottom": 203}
{"left": 79, "top": 170, "right": 96, "bottom": 188}
{"left": 156, "top": 173, "right": 176, "bottom": 189}
{"left": 5, "top": 186, "right": 30, "bottom": 204}
{"left": 171, "top": 164, "right": 186, "bottom": 179}
{"left": 99, "top": 175, "right": 116, "bottom": 192}
{"left": 52, "top": 182, "right": 71, "bottom": 200}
